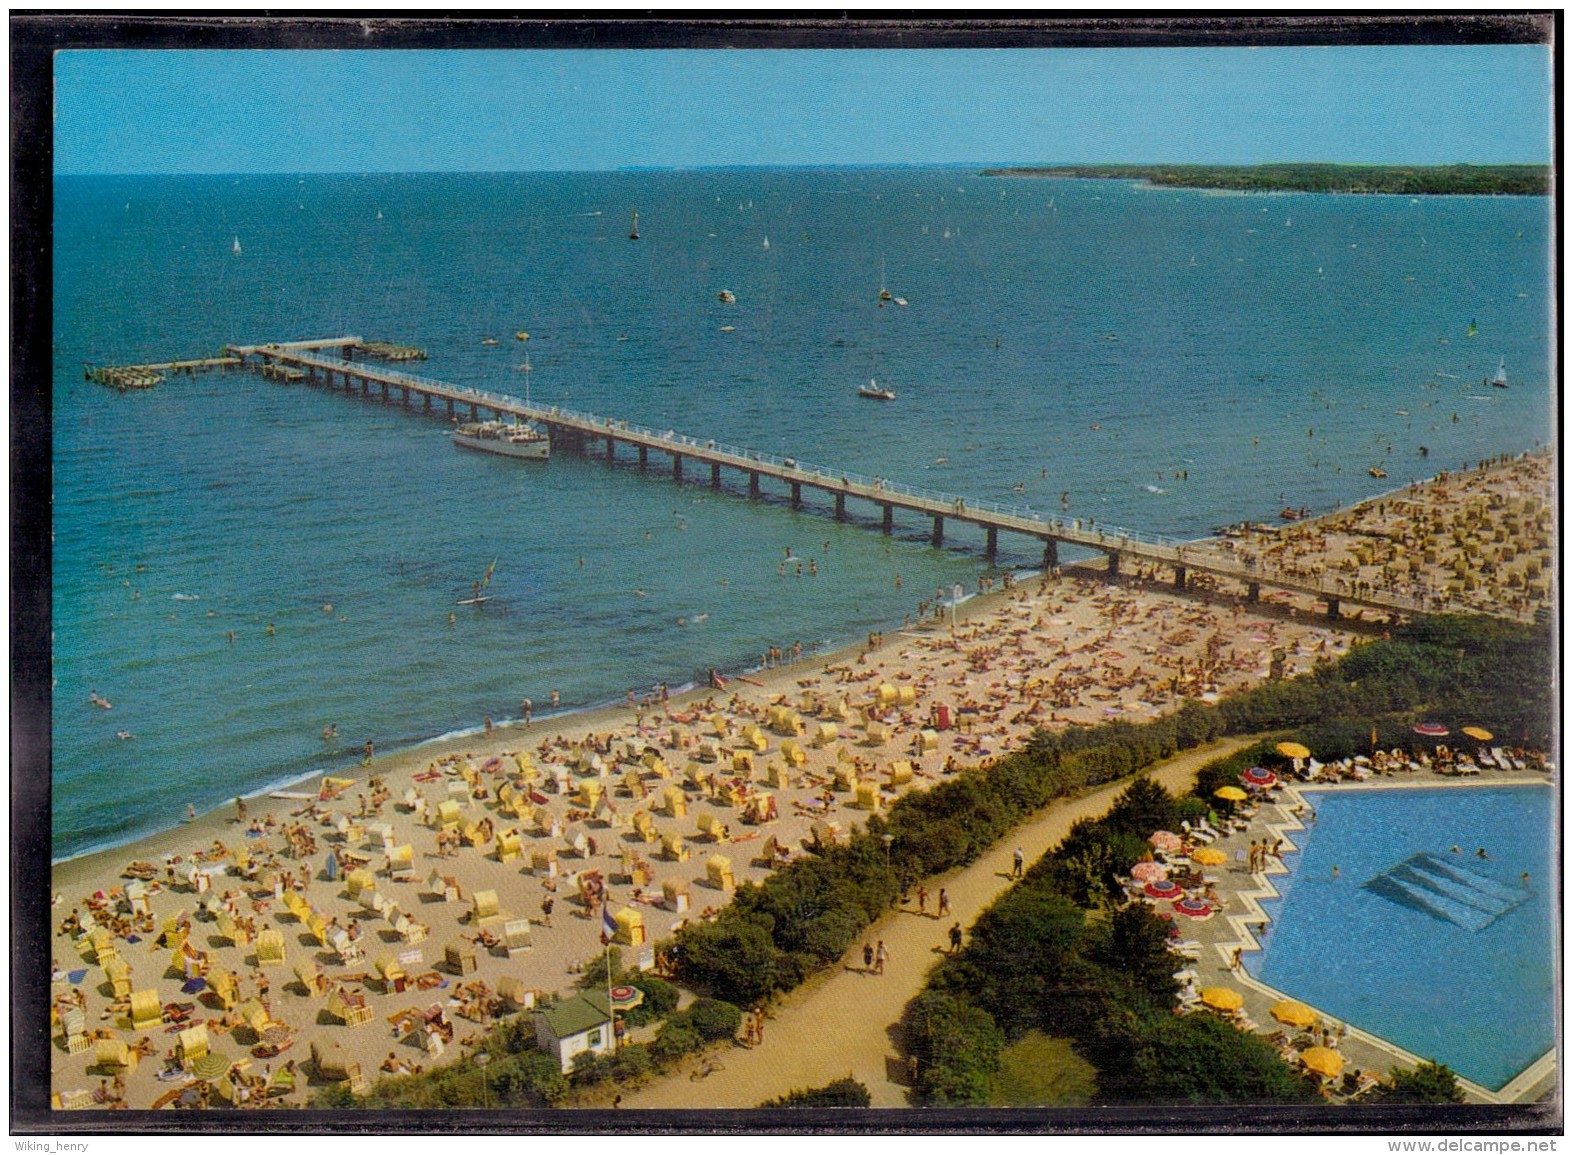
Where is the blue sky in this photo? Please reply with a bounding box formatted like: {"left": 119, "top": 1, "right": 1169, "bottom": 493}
{"left": 54, "top": 46, "right": 1552, "bottom": 174}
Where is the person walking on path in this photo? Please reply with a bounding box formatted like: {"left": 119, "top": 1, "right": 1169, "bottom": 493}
{"left": 875, "top": 940, "right": 888, "bottom": 975}
{"left": 915, "top": 886, "right": 928, "bottom": 915}
{"left": 948, "top": 922, "right": 963, "bottom": 954}
{"left": 862, "top": 942, "right": 874, "bottom": 972}
{"left": 1012, "top": 847, "right": 1025, "bottom": 878}
{"left": 937, "top": 889, "right": 951, "bottom": 917}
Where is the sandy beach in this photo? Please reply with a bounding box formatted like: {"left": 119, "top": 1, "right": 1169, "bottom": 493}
{"left": 46, "top": 452, "right": 1549, "bottom": 1111}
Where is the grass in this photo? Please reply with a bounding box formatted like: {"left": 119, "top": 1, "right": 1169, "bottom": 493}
{"left": 989, "top": 1031, "right": 1097, "bottom": 1107}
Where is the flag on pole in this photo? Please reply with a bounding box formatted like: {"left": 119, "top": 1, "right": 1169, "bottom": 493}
{"left": 602, "top": 903, "right": 618, "bottom": 941}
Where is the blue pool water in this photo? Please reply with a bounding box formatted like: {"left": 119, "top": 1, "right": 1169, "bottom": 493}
{"left": 1246, "top": 784, "right": 1555, "bottom": 1090}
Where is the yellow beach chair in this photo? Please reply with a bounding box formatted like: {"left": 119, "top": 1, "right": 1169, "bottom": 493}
{"left": 863, "top": 722, "right": 889, "bottom": 747}
{"left": 662, "top": 831, "right": 689, "bottom": 862}
{"left": 812, "top": 722, "right": 839, "bottom": 747}
{"left": 497, "top": 975, "right": 535, "bottom": 1009}
{"left": 662, "top": 785, "right": 688, "bottom": 818}
{"left": 888, "top": 760, "right": 915, "bottom": 785}
{"left": 897, "top": 685, "right": 918, "bottom": 707}
{"left": 207, "top": 966, "right": 240, "bottom": 1009}
{"left": 94, "top": 1036, "right": 137, "bottom": 1073}
{"left": 917, "top": 729, "right": 939, "bottom": 753}
{"left": 662, "top": 878, "right": 691, "bottom": 913}
{"left": 176, "top": 1023, "right": 210, "bottom": 1070}
{"left": 434, "top": 799, "right": 462, "bottom": 831}
{"left": 216, "top": 911, "right": 252, "bottom": 948}
{"left": 387, "top": 843, "right": 415, "bottom": 881}
{"left": 327, "top": 985, "right": 371, "bottom": 1027}
{"left": 705, "top": 854, "right": 735, "bottom": 892}
{"left": 103, "top": 954, "right": 132, "bottom": 998}
{"left": 495, "top": 830, "right": 522, "bottom": 863}
{"left": 631, "top": 810, "right": 658, "bottom": 844}
{"left": 128, "top": 988, "right": 162, "bottom": 1032}
{"left": 765, "top": 762, "right": 793, "bottom": 790}
{"left": 373, "top": 955, "right": 408, "bottom": 994}
{"left": 87, "top": 927, "right": 117, "bottom": 966}
{"left": 779, "top": 739, "right": 807, "bottom": 767}
{"left": 732, "top": 751, "right": 755, "bottom": 777}
{"left": 613, "top": 907, "right": 645, "bottom": 945}
{"left": 696, "top": 812, "right": 727, "bottom": 841}
{"left": 344, "top": 867, "right": 377, "bottom": 900}
{"left": 529, "top": 849, "right": 557, "bottom": 879}
{"left": 255, "top": 929, "right": 286, "bottom": 967}
{"left": 503, "top": 918, "right": 532, "bottom": 957}
{"left": 471, "top": 890, "right": 502, "bottom": 924}
{"left": 740, "top": 724, "right": 768, "bottom": 753}
{"left": 443, "top": 940, "right": 478, "bottom": 976}
{"left": 854, "top": 780, "right": 883, "bottom": 812}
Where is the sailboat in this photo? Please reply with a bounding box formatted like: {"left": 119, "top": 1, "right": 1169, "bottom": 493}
{"left": 231, "top": 236, "right": 242, "bottom": 255}
{"left": 859, "top": 379, "right": 896, "bottom": 402}
{"left": 1488, "top": 358, "right": 1509, "bottom": 389}
{"left": 457, "top": 559, "right": 498, "bottom": 606}
{"left": 629, "top": 210, "right": 640, "bottom": 240}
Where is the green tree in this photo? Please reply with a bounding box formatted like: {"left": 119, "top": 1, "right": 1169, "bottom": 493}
{"left": 903, "top": 990, "right": 1005, "bottom": 1106}
{"left": 1374, "top": 1060, "right": 1465, "bottom": 1104}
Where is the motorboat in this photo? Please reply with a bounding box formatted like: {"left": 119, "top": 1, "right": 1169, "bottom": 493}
{"left": 858, "top": 380, "right": 896, "bottom": 402}
{"left": 453, "top": 420, "right": 550, "bottom": 461}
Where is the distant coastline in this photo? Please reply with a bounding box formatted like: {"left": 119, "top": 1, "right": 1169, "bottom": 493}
{"left": 980, "top": 163, "right": 1550, "bottom": 196}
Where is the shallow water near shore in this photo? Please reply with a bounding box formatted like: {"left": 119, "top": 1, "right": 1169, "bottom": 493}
{"left": 50, "top": 169, "right": 1552, "bottom": 859}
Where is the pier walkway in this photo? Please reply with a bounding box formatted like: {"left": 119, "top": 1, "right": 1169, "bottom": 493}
{"left": 220, "top": 338, "right": 1491, "bottom": 625}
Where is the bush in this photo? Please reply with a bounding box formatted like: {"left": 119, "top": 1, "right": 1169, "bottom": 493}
{"left": 1373, "top": 1060, "right": 1465, "bottom": 1104}
{"left": 651, "top": 1019, "right": 703, "bottom": 1064}
{"left": 903, "top": 990, "right": 1004, "bottom": 1105}
{"left": 761, "top": 1077, "right": 872, "bottom": 1108}
{"left": 686, "top": 997, "right": 744, "bottom": 1042}
{"left": 606, "top": 1043, "right": 655, "bottom": 1084}
{"left": 621, "top": 974, "right": 679, "bottom": 1026}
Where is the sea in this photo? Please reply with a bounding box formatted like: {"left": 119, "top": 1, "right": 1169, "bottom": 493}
{"left": 50, "top": 169, "right": 1553, "bottom": 861}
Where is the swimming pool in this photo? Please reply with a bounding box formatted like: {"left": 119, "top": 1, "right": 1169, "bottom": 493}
{"left": 1244, "top": 784, "right": 1555, "bottom": 1091}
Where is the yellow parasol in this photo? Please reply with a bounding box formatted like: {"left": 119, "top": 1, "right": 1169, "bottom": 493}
{"left": 1462, "top": 726, "right": 1493, "bottom": 742}
{"left": 1199, "top": 987, "right": 1243, "bottom": 1012}
{"left": 1276, "top": 741, "right": 1311, "bottom": 760}
{"left": 1213, "top": 786, "right": 1248, "bottom": 802}
{"left": 1270, "top": 1000, "right": 1319, "bottom": 1028}
{"left": 1191, "top": 847, "right": 1228, "bottom": 866}
{"left": 1301, "top": 1046, "right": 1345, "bottom": 1078}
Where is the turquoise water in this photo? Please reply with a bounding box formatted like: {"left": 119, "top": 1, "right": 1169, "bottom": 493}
{"left": 51, "top": 171, "right": 1553, "bottom": 859}
{"left": 1245, "top": 785, "right": 1555, "bottom": 1090}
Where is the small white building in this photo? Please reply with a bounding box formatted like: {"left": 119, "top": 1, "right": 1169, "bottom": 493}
{"left": 534, "top": 992, "right": 614, "bottom": 1073}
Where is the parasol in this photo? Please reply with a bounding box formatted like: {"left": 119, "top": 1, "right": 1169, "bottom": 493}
{"left": 1242, "top": 766, "right": 1278, "bottom": 787}
{"left": 1148, "top": 830, "right": 1183, "bottom": 851}
{"left": 1130, "top": 861, "right": 1168, "bottom": 883}
{"left": 1191, "top": 847, "right": 1228, "bottom": 866}
{"left": 1276, "top": 742, "right": 1312, "bottom": 760}
{"left": 1172, "top": 897, "right": 1213, "bottom": 918}
{"left": 1200, "top": 987, "right": 1243, "bottom": 1012}
{"left": 191, "top": 1051, "right": 232, "bottom": 1081}
{"left": 1143, "top": 879, "right": 1183, "bottom": 900}
{"left": 1301, "top": 1046, "right": 1345, "bottom": 1078}
{"left": 1413, "top": 722, "right": 1449, "bottom": 738}
{"left": 1271, "top": 1000, "right": 1319, "bottom": 1028}
{"left": 1213, "top": 786, "right": 1248, "bottom": 802}
{"left": 1461, "top": 726, "right": 1493, "bottom": 742}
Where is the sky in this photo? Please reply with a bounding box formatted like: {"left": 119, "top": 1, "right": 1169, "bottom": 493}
{"left": 53, "top": 46, "right": 1553, "bottom": 175}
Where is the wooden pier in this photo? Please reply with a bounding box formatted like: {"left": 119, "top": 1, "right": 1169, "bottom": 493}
{"left": 205, "top": 336, "right": 1501, "bottom": 625}
{"left": 85, "top": 356, "right": 242, "bottom": 391}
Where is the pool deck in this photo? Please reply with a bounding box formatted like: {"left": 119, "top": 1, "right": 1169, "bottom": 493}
{"left": 1164, "top": 764, "right": 1555, "bottom": 1105}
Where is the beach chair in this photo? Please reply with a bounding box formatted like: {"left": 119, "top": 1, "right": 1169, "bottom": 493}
{"left": 374, "top": 954, "right": 408, "bottom": 994}
{"left": 103, "top": 954, "right": 133, "bottom": 998}
{"left": 327, "top": 928, "right": 363, "bottom": 965}
{"left": 917, "top": 729, "right": 939, "bottom": 753}
{"left": 779, "top": 738, "right": 807, "bottom": 767}
{"left": 393, "top": 912, "right": 427, "bottom": 945}
{"left": 562, "top": 824, "right": 589, "bottom": 857}
{"left": 176, "top": 1023, "right": 210, "bottom": 1070}
{"left": 443, "top": 940, "right": 478, "bottom": 976}
{"left": 730, "top": 750, "right": 754, "bottom": 778}
{"left": 612, "top": 906, "right": 645, "bottom": 945}
{"left": 854, "top": 780, "right": 883, "bottom": 812}
{"left": 344, "top": 867, "right": 377, "bottom": 900}
{"left": 311, "top": 1040, "right": 367, "bottom": 1092}
{"left": 87, "top": 926, "right": 117, "bottom": 967}
{"left": 643, "top": 752, "right": 672, "bottom": 778}
{"left": 662, "top": 831, "right": 689, "bottom": 862}
{"left": 810, "top": 819, "right": 843, "bottom": 849}
{"left": 256, "top": 928, "right": 286, "bottom": 967}
{"left": 696, "top": 738, "right": 721, "bottom": 764}
{"left": 94, "top": 1036, "right": 137, "bottom": 1073}
{"left": 888, "top": 759, "right": 915, "bottom": 785}
{"left": 206, "top": 966, "right": 240, "bottom": 1009}
{"left": 60, "top": 1005, "right": 88, "bottom": 1048}
{"left": 764, "top": 762, "right": 793, "bottom": 791}
{"left": 661, "top": 785, "right": 688, "bottom": 818}
{"left": 327, "top": 986, "right": 372, "bottom": 1028}
{"left": 434, "top": 799, "right": 462, "bottom": 831}
{"left": 826, "top": 698, "right": 852, "bottom": 723}
{"left": 577, "top": 779, "right": 603, "bottom": 808}
{"left": 812, "top": 722, "right": 839, "bottom": 747}
{"left": 426, "top": 869, "right": 462, "bottom": 901}
{"left": 495, "top": 829, "right": 523, "bottom": 863}
{"left": 741, "top": 724, "right": 768, "bottom": 753}
{"left": 631, "top": 810, "right": 659, "bottom": 844}
{"left": 754, "top": 835, "right": 782, "bottom": 869}
{"left": 471, "top": 890, "right": 502, "bottom": 925}
{"left": 529, "top": 849, "right": 557, "bottom": 879}
{"left": 216, "top": 911, "right": 252, "bottom": 948}
{"left": 282, "top": 890, "right": 310, "bottom": 919}
{"left": 156, "top": 914, "right": 186, "bottom": 948}
{"left": 239, "top": 997, "right": 274, "bottom": 1036}
{"left": 863, "top": 722, "right": 889, "bottom": 747}
{"left": 293, "top": 961, "right": 329, "bottom": 998}
{"left": 897, "top": 685, "right": 918, "bottom": 707}
{"left": 369, "top": 821, "right": 396, "bottom": 852}
{"left": 125, "top": 987, "right": 162, "bottom": 1032}
{"left": 305, "top": 912, "right": 331, "bottom": 947}
{"left": 705, "top": 853, "right": 735, "bottom": 892}
{"left": 386, "top": 843, "right": 415, "bottom": 881}
{"left": 695, "top": 812, "right": 726, "bottom": 842}
{"left": 662, "top": 878, "right": 691, "bottom": 913}
{"left": 503, "top": 918, "right": 532, "bottom": 957}
{"left": 497, "top": 975, "right": 535, "bottom": 1009}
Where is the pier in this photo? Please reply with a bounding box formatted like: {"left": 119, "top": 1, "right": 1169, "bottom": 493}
{"left": 201, "top": 337, "right": 1513, "bottom": 624}
{"left": 85, "top": 355, "right": 242, "bottom": 391}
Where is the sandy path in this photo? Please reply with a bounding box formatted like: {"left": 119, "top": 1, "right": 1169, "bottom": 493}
{"left": 620, "top": 735, "right": 1254, "bottom": 1109}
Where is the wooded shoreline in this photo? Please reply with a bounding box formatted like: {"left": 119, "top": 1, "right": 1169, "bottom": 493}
{"left": 981, "top": 163, "right": 1550, "bottom": 196}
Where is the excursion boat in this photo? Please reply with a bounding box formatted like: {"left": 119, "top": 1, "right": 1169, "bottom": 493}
{"left": 453, "top": 420, "right": 550, "bottom": 461}
{"left": 1488, "top": 358, "right": 1509, "bottom": 389}
{"left": 858, "top": 380, "right": 896, "bottom": 402}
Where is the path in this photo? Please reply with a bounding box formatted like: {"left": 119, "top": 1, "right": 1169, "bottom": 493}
{"left": 621, "top": 736, "right": 1254, "bottom": 1109}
